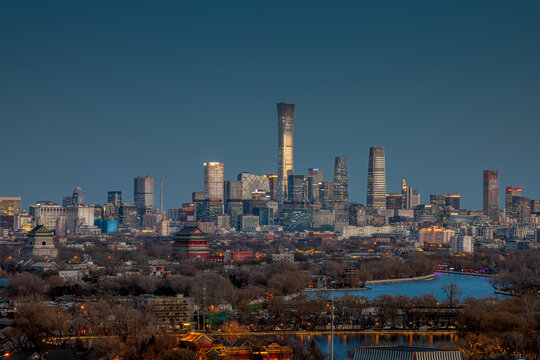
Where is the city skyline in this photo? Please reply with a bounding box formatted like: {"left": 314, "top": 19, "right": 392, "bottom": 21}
{"left": 2, "top": 1, "right": 540, "bottom": 209}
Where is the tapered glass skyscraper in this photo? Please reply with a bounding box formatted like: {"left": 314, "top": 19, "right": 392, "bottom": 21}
{"left": 277, "top": 102, "right": 295, "bottom": 202}
{"left": 333, "top": 156, "right": 348, "bottom": 203}
{"left": 367, "top": 146, "right": 386, "bottom": 208}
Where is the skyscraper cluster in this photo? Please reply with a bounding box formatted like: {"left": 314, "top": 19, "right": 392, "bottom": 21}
{"left": 3, "top": 102, "right": 539, "bottom": 242}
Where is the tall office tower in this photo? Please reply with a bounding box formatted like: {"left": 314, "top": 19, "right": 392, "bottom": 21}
{"left": 287, "top": 175, "right": 305, "bottom": 203}
{"left": 107, "top": 191, "right": 122, "bottom": 210}
{"left": 263, "top": 174, "right": 278, "bottom": 200}
{"left": 505, "top": 187, "right": 522, "bottom": 209}
{"left": 224, "top": 180, "right": 242, "bottom": 201}
{"left": 308, "top": 168, "right": 324, "bottom": 203}
{"left": 134, "top": 176, "right": 154, "bottom": 211}
{"left": 483, "top": 170, "right": 500, "bottom": 223}
{"left": 367, "top": 146, "right": 386, "bottom": 208}
{"left": 445, "top": 194, "right": 460, "bottom": 210}
{"left": 277, "top": 102, "right": 295, "bottom": 202}
{"left": 72, "top": 187, "right": 84, "bottom": 205}
{"left": 204, "top": 162, "right": 224, "bottom": 201}
{"left": 333, "top": 156, "right": 348, "bottom": 203}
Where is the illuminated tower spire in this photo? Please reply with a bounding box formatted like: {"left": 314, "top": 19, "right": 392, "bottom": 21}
{"left": 277, "top": 102, "right": 295, "bottom": 202}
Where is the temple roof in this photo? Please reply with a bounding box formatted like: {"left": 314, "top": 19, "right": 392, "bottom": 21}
{"left": 29, "top": 225, "right": 52, "bottom": 236}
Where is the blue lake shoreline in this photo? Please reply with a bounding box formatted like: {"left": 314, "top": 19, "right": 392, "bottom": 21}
{"left": 307, "top": 272, "right": 502, "bottom": 300}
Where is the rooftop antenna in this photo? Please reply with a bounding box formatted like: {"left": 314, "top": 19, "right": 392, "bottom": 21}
{"left": 160, "top": 179, "right": 163, "bottom": 214}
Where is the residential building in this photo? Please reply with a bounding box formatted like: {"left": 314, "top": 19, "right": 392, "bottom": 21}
{"left": 143, "top": 295, "right": 192, "bottom": 331}
{"left": 451, "top": 234, "right": 474, "bottom": 254}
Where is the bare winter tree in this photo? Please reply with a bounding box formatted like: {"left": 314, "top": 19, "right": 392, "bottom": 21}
{"left": 441, "top": 282, "right": 462, "bottom": 307}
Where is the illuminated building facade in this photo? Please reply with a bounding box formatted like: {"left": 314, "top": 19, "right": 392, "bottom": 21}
{"left": 0, "top": 197, "right": 21, "bottom": 230}
{"left": 277, "top": 102, "right": 295, "bottom": 202}
{"left": 203, "top": 162, "right": 224, "bottom": 201}
{"left": 419, "top": 226, "right": 454, "bottom": 244}
{"left": 333, "top": 156, "right": 348, "bottom": 203}
{"left": 482, "top": 170, "right": 499, "bottom": 223}
{"left": 0, "top": 196, "right": 21, "bottom": 216}
{"left": 367, "top": 146, "right": 386, "bottom": 208}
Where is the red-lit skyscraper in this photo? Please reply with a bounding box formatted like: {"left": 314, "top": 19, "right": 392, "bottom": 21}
{"left": 483, "top": 170, "right": 500, "bottom": 223}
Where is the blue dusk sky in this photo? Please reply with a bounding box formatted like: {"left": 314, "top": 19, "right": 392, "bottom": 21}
{"left": 1, "top": 0, "right": 539, "bottom": 209}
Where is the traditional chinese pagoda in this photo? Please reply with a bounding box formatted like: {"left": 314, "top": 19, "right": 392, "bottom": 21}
{"left": 22, "top": 225, "right": 59, "bottom": 259}
{"left": 173, "top": 225, "right": 210, "bottom": 259}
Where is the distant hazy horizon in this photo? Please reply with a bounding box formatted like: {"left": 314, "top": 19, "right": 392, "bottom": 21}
{"left": 2, "top": 0, "right": 539, "bottom": 210}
